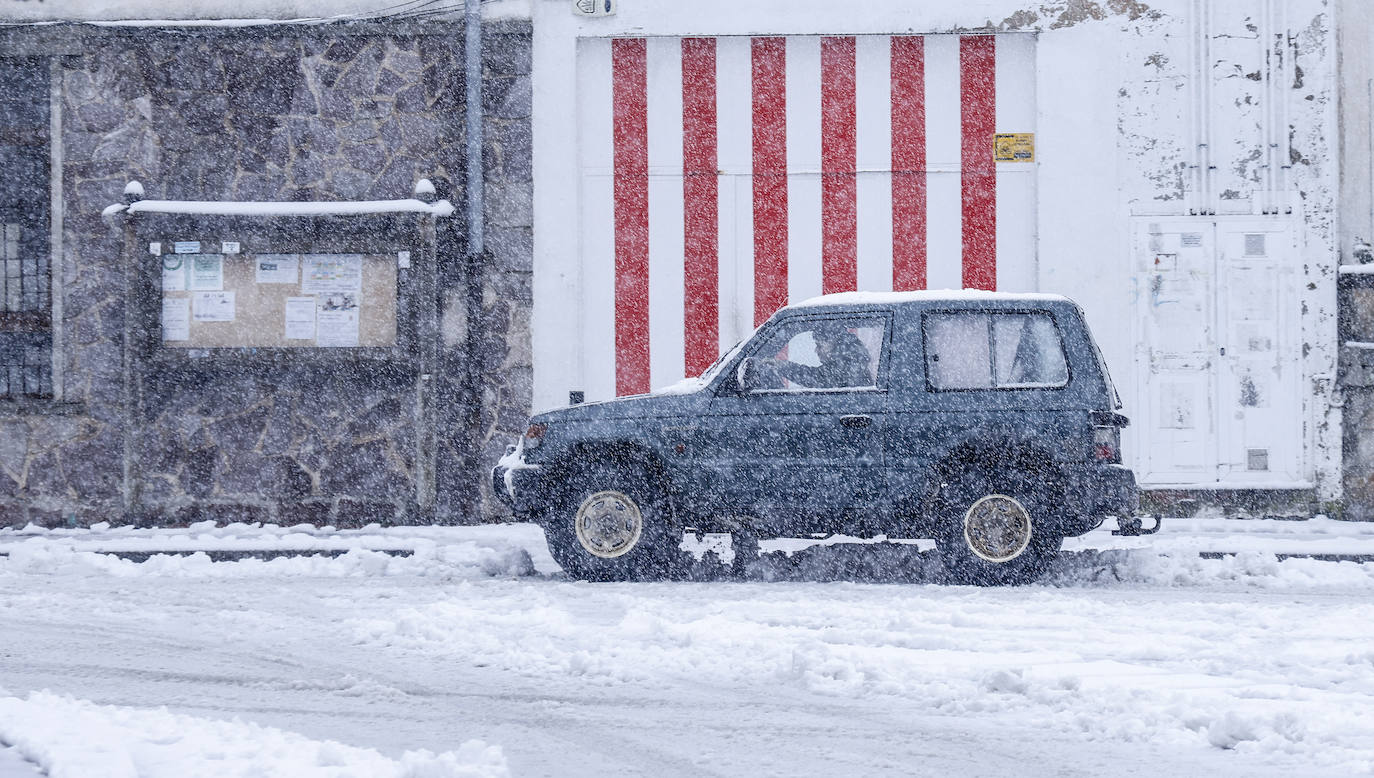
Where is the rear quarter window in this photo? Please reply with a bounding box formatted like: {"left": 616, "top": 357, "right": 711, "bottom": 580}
{"left": 923, "top": 311, "right": 1069, "bottom": 391}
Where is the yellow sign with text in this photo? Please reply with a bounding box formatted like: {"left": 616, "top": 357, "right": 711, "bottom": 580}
{"left": 994, "top": 133, "right": 1035, "bottom": 162}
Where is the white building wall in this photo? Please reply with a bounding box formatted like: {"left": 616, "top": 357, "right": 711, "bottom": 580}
{"left": 1338, "top": 0, "right": 1373, "bottom": 251}
{"left": 528, "top": 0, "right": 1339, "bottom": 498}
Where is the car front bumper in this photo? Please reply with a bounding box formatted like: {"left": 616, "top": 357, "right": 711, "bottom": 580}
{"left": 490, "top": 453, "right": 547, "bottom": 518}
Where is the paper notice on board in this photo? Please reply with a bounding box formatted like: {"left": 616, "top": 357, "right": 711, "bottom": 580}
{"left": 161, "top": 297, "right": 189, "bottom": 341}
{"left": 300, "top": 254, "right": 363, "bottom": 294}
{"left": 315, "top": 291, "right": 359, "bottom": 347}
{"left": 285, "top": 296, "right": 316, "bottom": 340}
{"left": 161, "top": 255, "right": 187, "bottom": 291}
{"left": 256, "top": 254, "right": 299, "bottom": 284}
{"left": 189, "top": 255, "right": 224, "bottom": 291}
{"left": 192, "top": 290, "right": 235, "bottom": 322}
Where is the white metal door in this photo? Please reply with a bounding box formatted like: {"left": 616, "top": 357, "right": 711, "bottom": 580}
{"left": 1214, "top": 223, "right": 1302, "bottom": 484}
{"left": 1133, "top": 222, "right": 1218, "bottom": 484}
{"left": 1131, "top": 219, "right": 1304, "bottom": 487}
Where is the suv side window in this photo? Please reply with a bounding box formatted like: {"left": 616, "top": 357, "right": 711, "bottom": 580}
{"left": 924, "top": 312, "right": 1069, "bottom": 391}
{"left": 746, "top": 315, "right": 887, "bottom": 392}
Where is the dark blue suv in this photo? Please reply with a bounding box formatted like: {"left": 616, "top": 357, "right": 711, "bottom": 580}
{"left": 493, "top": 291, "right": 1140, "bottom": 585}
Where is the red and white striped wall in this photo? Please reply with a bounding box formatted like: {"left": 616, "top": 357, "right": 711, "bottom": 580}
{"left": 566, "top": 33, "right": 1036, "bottom": 401}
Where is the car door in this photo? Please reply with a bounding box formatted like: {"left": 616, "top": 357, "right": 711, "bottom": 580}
{"left": 690, "top": 312, "right": 891, "bottom": 532}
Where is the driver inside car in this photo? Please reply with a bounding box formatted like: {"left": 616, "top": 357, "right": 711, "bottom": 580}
{"left": 761, "top": 324, "right": 873, "bottom": 389}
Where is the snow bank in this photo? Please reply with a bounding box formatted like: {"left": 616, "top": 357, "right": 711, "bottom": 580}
{"left": 0, "top": 523, "right": 537, "bottom": 580}
{"left": 1047, "top": 548, "right": 1374, "bottom": 589}
{"left": 6, "top": 517, "right": 1374, "bottom": 588}
{"left": 744, "top": 540, "right": 1374, "bottom": 590}
{"left": 0, "top": 543, "right": 534, "bottom": 580}
{"left": 0, "top": 690, "right": 507, "bottom": 778}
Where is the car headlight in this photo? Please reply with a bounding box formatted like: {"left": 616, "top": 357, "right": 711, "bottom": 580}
{"left": 524, "top": 422, "right": 547, "bottom": 450}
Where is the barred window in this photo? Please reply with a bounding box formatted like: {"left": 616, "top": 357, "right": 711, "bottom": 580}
{"left": 0, "top": 58, "right": 51, "bottom": 400}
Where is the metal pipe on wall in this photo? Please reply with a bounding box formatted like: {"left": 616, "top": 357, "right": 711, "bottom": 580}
{"left": 1275, "top": 0, "right": 1286, "bottom": 213}
{"left": 1264, "top": 0, "right": 1287, "bottom": 215}
{"left": 1261, "top": 0, "right": 1274, "bottom": 214}
{"left": 465, "top": 0, "right": 484, "bottom": 256}
{"left": 1190, "top": 0, "right": 1214, "bottom": 215}
{"left": 1202, "top": 0, "right": 1214, "bottom": 213}
{"left": 461, "top": 0, "right": 488, "bottom": 522}
{"left": 1189, "top": 0, "right": 1202, "bottom": 214}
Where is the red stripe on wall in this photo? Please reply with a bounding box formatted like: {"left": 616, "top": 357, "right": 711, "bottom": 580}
{"left": 752, "top": 37, "right": 788, "bottom": 326}
{"left": 821, "top": 36, "right": 857, "bottom": 295}
{"left": 612, "top": 38, "right": 650, "bottom": 395}
{"left": 960, "top": 35, "right": 997, "bottom": 291}
{"left": 890, "top": 36, "right": 927, "bottom": 291}
{"left": 682, "top": 38, "right": 719, "bottom": 377}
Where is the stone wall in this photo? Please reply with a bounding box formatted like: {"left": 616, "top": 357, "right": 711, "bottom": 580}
{"left": 1341, "top": 283, "right": 1374, "bottom": 519}
{"left": 0, "top": 20, "right": 533, "bottom": 527}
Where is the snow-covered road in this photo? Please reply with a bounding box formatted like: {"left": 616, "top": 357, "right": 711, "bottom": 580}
{"left": 2, "top": 521, "right": 1373, "bottom": 777}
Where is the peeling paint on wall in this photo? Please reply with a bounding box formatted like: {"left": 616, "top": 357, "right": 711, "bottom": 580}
{"left": 999, "top": 0, "right": 1161, "bottom": 31}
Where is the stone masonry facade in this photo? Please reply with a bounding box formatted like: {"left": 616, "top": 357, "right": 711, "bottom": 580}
{"left": 0, "top": 20, "right": 532, "bottom": 527}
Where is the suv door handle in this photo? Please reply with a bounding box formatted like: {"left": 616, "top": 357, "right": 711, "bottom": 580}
{"left": 839, "top": 414, "right": 872, "bottom": 429}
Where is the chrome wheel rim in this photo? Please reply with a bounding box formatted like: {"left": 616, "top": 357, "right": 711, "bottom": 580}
{"left": 963, "top": 494, "right": 1032, "bottom": 563}
{"left": 574, "top": 490, "right": 643, "bottom": 559}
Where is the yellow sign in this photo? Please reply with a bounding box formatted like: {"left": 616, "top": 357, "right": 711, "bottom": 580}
{"left": 994, "top": 133, "right": 1035, "bottom": 162}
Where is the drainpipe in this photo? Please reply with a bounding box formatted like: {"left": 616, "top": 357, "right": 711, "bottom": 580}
{"left": 465, "top": 0, "right": 484, "bottom": 257}
{"left": 463, "top": 0, "right": 488, "bottom": 520}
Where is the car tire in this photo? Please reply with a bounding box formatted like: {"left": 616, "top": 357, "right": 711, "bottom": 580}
{"left": 541, "top": 461, "right": 690, "bottom": 581}
{"left": 936, "top": 467, "right": 1064, "bottom": 586}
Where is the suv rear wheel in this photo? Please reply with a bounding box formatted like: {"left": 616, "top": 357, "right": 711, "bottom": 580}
{"left": 936, "top": 467, "right": 1063, "bottom": 586}
{"left": 542, "top": 462, "right": 690, "bottom": 581}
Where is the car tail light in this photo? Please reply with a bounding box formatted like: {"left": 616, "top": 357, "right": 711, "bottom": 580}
{"left": 1093, "top": 425, "right": 1121, "bottom": 463}
{"left": 524, "top": 422, "right": 547, "bottom": 450}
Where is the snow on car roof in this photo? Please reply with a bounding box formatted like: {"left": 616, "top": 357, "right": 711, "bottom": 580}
{"left": 791, "top": 289, "right": 1074, "bottom": 309}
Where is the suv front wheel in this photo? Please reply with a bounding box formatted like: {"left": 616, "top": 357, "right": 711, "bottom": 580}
{"left": 937, "top": 468, "right": 1063, "bottom": 586}
{"left": 542, "top": 462, "right": 690, "bottom": 581}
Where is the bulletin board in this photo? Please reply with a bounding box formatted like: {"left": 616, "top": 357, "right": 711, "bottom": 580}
{"left": 158, "top": 253, "right": 397, "bottom": 348}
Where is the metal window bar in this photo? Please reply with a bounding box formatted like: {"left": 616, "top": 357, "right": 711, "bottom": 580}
{"left": 0, "top": 220, "right": 52, "bottom": 399}
{"left": 0, "top": 331, "right": 51, "bottom": 398}
{"left": 0, "top": 56, "right": 54, "bottom": 400}
{"left": 2, "top": 221, "right": 48, "bottom": 314}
